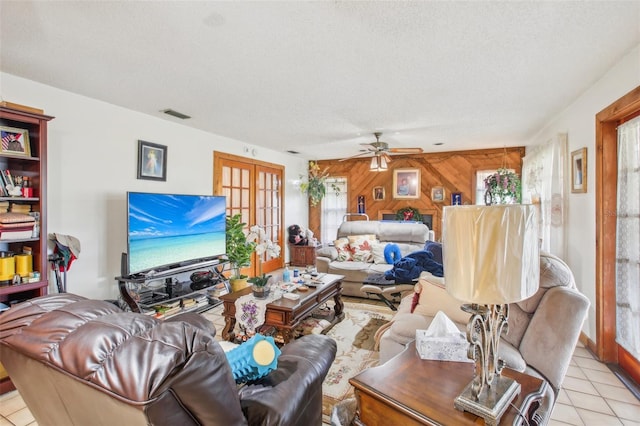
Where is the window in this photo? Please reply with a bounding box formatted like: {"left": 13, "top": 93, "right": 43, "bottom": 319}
{"left": 321, "top": 177, "right": 347, "bottom": 245}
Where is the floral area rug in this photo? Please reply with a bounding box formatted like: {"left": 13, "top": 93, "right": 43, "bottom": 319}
{"left": 296, "top": 301, "right": 393, "bottom": 423}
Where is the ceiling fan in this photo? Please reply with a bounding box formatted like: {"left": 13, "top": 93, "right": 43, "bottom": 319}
{"left": 339, "top": 132, "right": 424, "bottom": 170}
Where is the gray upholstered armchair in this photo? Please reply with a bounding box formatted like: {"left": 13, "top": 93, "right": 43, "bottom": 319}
{"left": 0, "top": 293, "right": 337, "bottom": 426}
{"left": 377, "top": 252, "right": 590, "bottom": 424}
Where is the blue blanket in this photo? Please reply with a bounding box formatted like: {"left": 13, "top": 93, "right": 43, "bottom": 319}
{"left": 384, "top": 250, "right": 444, "bottom": 283}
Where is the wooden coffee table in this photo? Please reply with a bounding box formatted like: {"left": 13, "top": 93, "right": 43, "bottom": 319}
{"left": 349, "top": 341, "right": 548, "bottom": 425}
{"left": 220, "top": 273, "right": 345, "bottom": 344}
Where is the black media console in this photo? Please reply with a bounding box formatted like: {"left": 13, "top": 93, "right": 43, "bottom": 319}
{"left": 116, "top": 256, "right": 230, "bottom": 319}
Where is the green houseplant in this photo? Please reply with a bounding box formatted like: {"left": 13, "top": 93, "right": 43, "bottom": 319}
{"left": 484, "top": 168, "right": 522, "bottom": 205}
{"left": 248, "top": 273, "right": 272, "bottom": 299}
{"left": 299, "top": 161, "right": 341, "bottom": 206}
{"left": 225, "top": 214, "right": 256, "bottom": 290}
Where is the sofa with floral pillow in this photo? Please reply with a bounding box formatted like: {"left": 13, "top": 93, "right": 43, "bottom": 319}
{"left": 315, "top": 220, "right": 434, "bottom": 299}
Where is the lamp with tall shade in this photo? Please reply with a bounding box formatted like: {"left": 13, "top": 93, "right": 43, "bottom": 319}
{"left": 442, "top": 204, "right": 539, "bottom": 425}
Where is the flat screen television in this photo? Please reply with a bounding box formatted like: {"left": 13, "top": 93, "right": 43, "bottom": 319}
{"left": 126, "top": 192, "right": 227, "bottom": 276}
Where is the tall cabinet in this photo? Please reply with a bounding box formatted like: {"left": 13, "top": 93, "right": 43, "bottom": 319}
{"left": 0, "top": 106, "right": 52, "bottom": 306}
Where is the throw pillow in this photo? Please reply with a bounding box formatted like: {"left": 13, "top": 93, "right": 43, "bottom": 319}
{"left": 371, "top": 242, "right": 388, "bottom": 264}
{"left": 333, "top": 237, "right": 353, "bottom": 261}
{"left": 383, "top": 243, "right": 402, "bottom": 264}
{"left": 411, "top": 279, "right": 471, "bottom": 325}
{"left": 424, "top": 241, "right": 443, "bottom": 265}
{"left": 347, "top": 234, "right": 377, "bottom": 262}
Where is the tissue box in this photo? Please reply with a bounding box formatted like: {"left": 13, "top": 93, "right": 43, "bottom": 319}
{"left": 416, "top": 329, "right": 471, "bottom": 362}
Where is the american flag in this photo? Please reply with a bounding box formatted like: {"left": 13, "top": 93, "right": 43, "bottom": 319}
{"left": 1, "top": 131, "right": 23, "bottom": 151}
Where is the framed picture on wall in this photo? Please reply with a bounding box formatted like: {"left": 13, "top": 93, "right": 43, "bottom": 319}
{"left": 571, "top": 148, "right": 587, "bottom": 193}
{"left": 372, "top": 186, "right": 385, "bottom": 201}
{"left": 393, "top": 169, "right": 420, "bottom": 199}
{"left": 451, "top": 192, "right": 462, "bottom": 205}
{"left": 0, "top": 125, "right": 30, "bottom": 156}
{"left": 137, "top": 140, "right": 167, "bottom": 181}
{"left": 431, "top": 186, "right": 445, "bottom": 203}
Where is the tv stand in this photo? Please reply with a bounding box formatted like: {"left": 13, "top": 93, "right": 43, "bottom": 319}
{"left": 116, "top": 259, "right": 230, "bottom": 319}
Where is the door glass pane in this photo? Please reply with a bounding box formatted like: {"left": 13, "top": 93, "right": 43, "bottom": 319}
{"left": 222, "top": 166, "right": 231, "bottom": 186}
{"left": 242, "top": 169, "right": 250, "bottom": 187}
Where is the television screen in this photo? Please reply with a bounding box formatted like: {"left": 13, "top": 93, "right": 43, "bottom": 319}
{"left": 127, "top": 192, "right": 226, "bottom": 275}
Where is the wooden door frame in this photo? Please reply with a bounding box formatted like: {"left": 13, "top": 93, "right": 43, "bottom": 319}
{"left": 213, "top": 151, "right": 285, "bottom": 274}
{"left": 594, "top": 86, "right": 640, "bottom": 370}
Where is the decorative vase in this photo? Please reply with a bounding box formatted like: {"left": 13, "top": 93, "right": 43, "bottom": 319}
{"left": 252, "top": 285, "right": 270, "bottom": 299}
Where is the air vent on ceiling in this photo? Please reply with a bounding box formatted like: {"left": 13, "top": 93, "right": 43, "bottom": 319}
{"left": 286, "top": 150, "right": 300, "bottom": 154}
{"left": 162, "top": 109, "right": 191, "bottom": 120}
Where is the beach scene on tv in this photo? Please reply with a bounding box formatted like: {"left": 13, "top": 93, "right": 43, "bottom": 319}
{"left": 127, "top": 192, "right": 227, "bottom": 275}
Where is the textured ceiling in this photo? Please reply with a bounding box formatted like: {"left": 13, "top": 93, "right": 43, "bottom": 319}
{"left": 1, "top": 1, "right": 639, "bottom": 160}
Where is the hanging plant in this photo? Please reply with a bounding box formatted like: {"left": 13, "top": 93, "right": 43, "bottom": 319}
{"left": 396, "top": 207, "right": 422, "bottom": 222}
{"left": 484, "top": 168, "right": 522, "bottom": 204}
{"left": 299, "top": 161, "right": 340, "bottom": 206}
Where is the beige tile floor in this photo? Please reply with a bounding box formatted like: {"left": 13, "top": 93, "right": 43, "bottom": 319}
{"left": 1, "top": 296, "right": 638, "bottom": 426}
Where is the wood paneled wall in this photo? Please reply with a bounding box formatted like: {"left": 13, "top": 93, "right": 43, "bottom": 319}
{"left": 309, "top": 147, "right": 525, "bottom": 241}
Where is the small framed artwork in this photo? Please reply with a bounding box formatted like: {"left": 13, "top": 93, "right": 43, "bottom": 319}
{"left": 137, "top": 140, "right": 167, "bottom": 181}
{"left": 372, "top": 186, "right": 385, "bottom": 201}
{"left": 431, "top": 186, "right": 445, "bottom": 203}
{"left": 571, "top": 148, "right": 587, "bottom": 193}
{"left": 451, "top": 192, "right": 462, "bottom": 205}
{"left": 393, "top": 169, "right": 420, "bottom": 199}
{"left": 0, "top": 125, "right": 30, "bottom": 156}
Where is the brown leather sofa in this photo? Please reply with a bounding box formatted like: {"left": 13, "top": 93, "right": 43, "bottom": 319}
{"left": 0, "top": 293, "right": 337, "bottom": 426}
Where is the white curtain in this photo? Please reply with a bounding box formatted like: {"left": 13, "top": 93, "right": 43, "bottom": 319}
{"left": 521, "top": 133, "right": 568, "bottom": 258}
{"left": 616, "top": 117, "right": 640, "bottom": 360}
{"left": 320, "top": 177, "right": 347, "bottom": 245}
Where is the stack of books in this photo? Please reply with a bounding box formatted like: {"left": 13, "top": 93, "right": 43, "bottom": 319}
{"left": 153, "top": 300, "right": 182, "bottom": 318}
{"left": 10, "top": 203, "right": 31, "bottom": 214}
{"left": 194, "top": 294, "right": 209, "bottom": 309}
{"left": 0, "top": 201, "right": 9, "bottom": 213}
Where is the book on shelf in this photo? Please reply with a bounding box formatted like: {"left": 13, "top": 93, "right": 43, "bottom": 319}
{"left": 10, "top": 203, "right": 31, "bottom": 213}
{"left": 1, "top": 170, "right": 15, "bottom": 188}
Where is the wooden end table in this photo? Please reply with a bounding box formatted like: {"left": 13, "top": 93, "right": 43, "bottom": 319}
{"left": 349, "top": 341, "right": 548, "bottom": 425}
{"left": 220, "top": 273, "right": 345, "bottom": 344}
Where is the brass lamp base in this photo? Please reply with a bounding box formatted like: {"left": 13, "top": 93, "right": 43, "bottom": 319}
{"left": 454, "top": 375, "right": 521, "bottom": 426}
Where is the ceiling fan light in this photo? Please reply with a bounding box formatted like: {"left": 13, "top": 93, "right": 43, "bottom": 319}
{"left": 379, "top": 156, "right": 388, "bottom": 169}
{"left": 370, "top": 156, "right": 379, "bottom": 170}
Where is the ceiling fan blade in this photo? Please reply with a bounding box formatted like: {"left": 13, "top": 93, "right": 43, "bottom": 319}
{"left": 389, "top": 147, "right": 424, "bottom": 154}
{"left": 359, "top": 143, "right": 377, "bottom": 150}
{"left": 339, "top": 151, "right": 372, "bottom": 161}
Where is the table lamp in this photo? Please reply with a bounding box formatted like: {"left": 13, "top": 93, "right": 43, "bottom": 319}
{"left": 442, "top": 204, "right": 539, "bottom": 425}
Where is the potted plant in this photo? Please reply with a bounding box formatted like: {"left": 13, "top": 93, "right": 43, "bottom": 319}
{"left": 299, "top": 161, "right": 341, "bottom": 206}
{"left": 484, "top": 168, "right": 522, "bottom": 205}
{"left": 225, "top": 214, "right": 256, "bottom": 291}
{"left": 248, "top": 273, "right": 272, "bottom": 299}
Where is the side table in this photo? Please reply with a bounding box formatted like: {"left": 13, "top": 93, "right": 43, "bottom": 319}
{"left": 349, "top": 341, "right": 548, "bottom": 425}
{"left": 288, "top": 244, "right": 317, "bottom": 267}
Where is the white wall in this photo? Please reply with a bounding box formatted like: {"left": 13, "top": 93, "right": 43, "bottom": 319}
{"left": 0, "top": 73, "right": 310, "bottom": 300}
{"left": 528, "top": 44, "right": 640, "bottom": 341}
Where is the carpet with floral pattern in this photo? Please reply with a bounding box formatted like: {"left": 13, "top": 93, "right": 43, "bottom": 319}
{"left": 296, "top": 301, "right": 393, "bottom": 423}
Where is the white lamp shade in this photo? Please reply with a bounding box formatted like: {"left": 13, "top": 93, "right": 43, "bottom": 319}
{"left": 442, "top": 205, "right": 540, "bottom": 305}
{"left": 370, "top": 156, "right": 378, "bottom": 170}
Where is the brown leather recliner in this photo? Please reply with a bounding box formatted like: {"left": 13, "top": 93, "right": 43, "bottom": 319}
{"left": 0, "top": 293, "right": 337, "bottom": 426}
